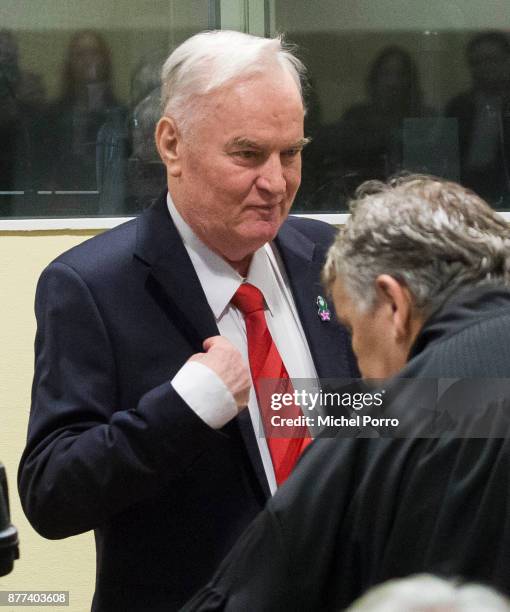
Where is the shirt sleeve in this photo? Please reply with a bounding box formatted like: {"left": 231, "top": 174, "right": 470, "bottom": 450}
{"left": 172, "top": 360, "right": 239, "bottom": 429}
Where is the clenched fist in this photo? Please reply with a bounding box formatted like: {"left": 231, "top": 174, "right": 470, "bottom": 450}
{"left": 189, "top": 336, "right": 251, "bottom": 408}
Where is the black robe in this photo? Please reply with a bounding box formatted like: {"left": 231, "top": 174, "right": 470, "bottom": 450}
{"left": 182, "top": 285, "right": 510, "bottom": 611}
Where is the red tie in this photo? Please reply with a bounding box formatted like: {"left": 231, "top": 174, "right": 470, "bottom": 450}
{"left": 231, "top": 283, "right": 312, "bottom": 486}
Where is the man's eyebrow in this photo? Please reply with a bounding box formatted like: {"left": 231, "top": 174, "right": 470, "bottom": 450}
{"left": 227, "top": 136, "right": 312, "bottom": 149}
{"left": 296, "top": 136, "right": 312, "bottom": 149}
{"left": 228, "top": 137, "right": 262, "bottom": 149}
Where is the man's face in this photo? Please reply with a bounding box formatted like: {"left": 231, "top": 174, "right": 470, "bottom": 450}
{"left": 331, "top": 277, "right": 409, "bottom": 379}
{"left": 167, "top": 70, "right": 305, "bottom": 265}
{"left": 70, "top": 32, "right": 108, "bottom": 84}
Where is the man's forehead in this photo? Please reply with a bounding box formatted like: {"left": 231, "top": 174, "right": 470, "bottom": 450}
{"left": 188, "top": 73, "right": 305, "bottom": 148}
{"left": 205, "top": 70, "right": 303, "bottom": 107}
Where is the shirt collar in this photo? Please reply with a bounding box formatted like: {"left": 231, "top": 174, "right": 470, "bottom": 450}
{"left": 167, "top": 193, "right": 276, "bottom": 320}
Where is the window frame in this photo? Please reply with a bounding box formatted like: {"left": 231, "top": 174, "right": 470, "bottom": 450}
{"left": 2, "top": 211, "right": 510, "bottom": 232}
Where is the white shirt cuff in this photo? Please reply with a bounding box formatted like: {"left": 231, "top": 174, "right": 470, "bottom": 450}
{"left": 171, "top": 360, "right": 239, "bottom": 429}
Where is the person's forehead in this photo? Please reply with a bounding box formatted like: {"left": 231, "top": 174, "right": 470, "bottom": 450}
{"left": 195, "top": 74, "right": 304, "bottom": 144}
{"left": 72, "top": 33, "right": 104, "bottom": 54}
{"left": 207, "top": 71, "right": 302, "bottom": 112}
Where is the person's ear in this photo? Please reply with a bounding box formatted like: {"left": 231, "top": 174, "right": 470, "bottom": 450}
{"left": 374, "top": 274, "right": 414, "bottom": 342}
{"left": 155, "top": 116, "right": 182, "bottom": 177}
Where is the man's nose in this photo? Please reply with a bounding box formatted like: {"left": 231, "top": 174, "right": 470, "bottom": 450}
{"left": 256, "top": 154, "right": 286, "bottom": 196}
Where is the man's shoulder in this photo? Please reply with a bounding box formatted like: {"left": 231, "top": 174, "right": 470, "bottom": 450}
{"left": 282, "top": 215, "right": 337, "bottom": 245}
{"left": 405, "top": 288, "right": 510, "bottom": 378}
{"left": 51, "top": 217, "right": 139, "bottom": 280}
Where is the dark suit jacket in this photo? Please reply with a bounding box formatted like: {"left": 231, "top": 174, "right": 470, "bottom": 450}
{"left": 18, "top": 193, "right": 358, "bottom": 611}
{"left": 182, "top": 285, "right": 510, "bottom": 611}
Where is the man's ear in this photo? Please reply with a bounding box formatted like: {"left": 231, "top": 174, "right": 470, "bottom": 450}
{"left": 155, "top": 116, "right": 182, "bottom": 177}
{"left": 374, "top": 274, "right": 414, "bottom": 341}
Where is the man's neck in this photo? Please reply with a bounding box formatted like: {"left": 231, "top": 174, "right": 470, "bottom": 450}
{"left": 226, "top": 254, "right": 252, "bottom": 278}
{"left": 167, "top": 192, "right": 256, "bottom": 279}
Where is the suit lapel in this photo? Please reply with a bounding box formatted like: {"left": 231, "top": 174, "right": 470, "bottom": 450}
{"left": 134, "top": 193, "right": 219, "bottom": 350}
{"left": 133, "top": 202, "right": 354, "bottom": 501}
{"left": 275, "top": 220, "right": 358, "bottom": 379}
{"left": 134, "top": 194, "right": 269, "bottom": 500}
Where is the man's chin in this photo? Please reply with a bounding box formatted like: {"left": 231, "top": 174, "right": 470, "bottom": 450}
{"left": 218, "top": 230, "right": 278, "bottom": 262}
{"left": 213, "top": 216, "right": 289, "bottom": 261}
{"left": 243, "top": 223, "right": 282, "bottom": 249}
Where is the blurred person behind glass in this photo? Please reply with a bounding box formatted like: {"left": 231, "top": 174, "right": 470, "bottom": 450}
{"left": 303, "top": 46, "right": 433, "bottom": 211}
{"left": 45, "top": 30, "right": 127, "bottom": 215}
{"left": 124, "top": 53, "right": 167, "bottom": 213}
{"left": 130, "top": 52, "right": 166, "bottom": 109}
{"left": 445, "top": 31, "right": 510, "bottom": 208}
{"left": 0, "top": 29, "right": 47, "bottom": 216}
{"left": 342, "top": 45, "right": 433, "bottom": 178}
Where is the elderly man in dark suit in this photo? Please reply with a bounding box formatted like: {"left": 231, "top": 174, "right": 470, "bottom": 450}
{"left": 182, "top": 175, "right": 510, "bottom": 611}
{"left": 18, "top": 30, "right": 357, "bottom": 611}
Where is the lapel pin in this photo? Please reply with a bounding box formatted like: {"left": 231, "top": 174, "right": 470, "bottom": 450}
{"left": 316, "top": 296, "right": 331, "bottom": 321}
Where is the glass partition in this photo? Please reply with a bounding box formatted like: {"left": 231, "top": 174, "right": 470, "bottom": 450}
{"left": 0, "top": 0, "right": 210, "bottom": 219}
{"left": 273, "top": 0, "right": 510, "bottom": 212}
{"left": 2, "top": 0, "right": 510, "bottom": 219}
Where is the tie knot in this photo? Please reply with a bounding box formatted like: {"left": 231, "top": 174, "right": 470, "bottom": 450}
{"left": 232, "top": 283, "right": 265, "bottom": 315}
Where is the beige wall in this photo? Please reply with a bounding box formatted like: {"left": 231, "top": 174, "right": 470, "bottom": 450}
{"left": 0, "top": 231, "right": 100, "bottom": 611}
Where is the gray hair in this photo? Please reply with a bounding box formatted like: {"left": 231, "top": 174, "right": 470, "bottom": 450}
{"left": 323, "top": 175, "right": 510, "bottom": 314}
{"left": 160, "top": 30, "right": 305, "bottom": 133}
{"left": 347, "top": 574, "right": 510, "bottom": 611}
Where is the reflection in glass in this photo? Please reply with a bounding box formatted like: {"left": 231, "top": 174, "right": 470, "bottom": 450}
{"left": 445, "top": 31, "right": 510, "bottom": 208}
{"left": 0, "top": 29, "right": 46, "bottom": 216}
{"left": 3, "top": 1, "right": 510, "bottom": 218}
{"left": 299, "top": 45, "right": 435, "bottom": 211}
{"left": 0, "top": 0, "right": 211, "bottom": 219}
{"left": 125, "top": 53, "right": 167, "bottom": 213}
{"left": 275, "top": 0, "right": 510, "bottom": 213}
{"left": 44, "top": 31, "right": 128, "bottom": 215}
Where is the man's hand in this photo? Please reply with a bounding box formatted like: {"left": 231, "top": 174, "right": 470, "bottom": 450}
{"left": 189, "top": 336, "right": 250, "bottom": 408}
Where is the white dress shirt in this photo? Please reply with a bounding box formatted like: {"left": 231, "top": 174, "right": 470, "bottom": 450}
{"left": 168, "top": 195, "right": 318, "bottom": 493}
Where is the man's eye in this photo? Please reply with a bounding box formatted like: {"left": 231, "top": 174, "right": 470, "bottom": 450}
{"left": 234, "top": 150, "right": 258, "bottom": 159}
{"left": 282, "top": 149, "right": 301, "bottom": 159}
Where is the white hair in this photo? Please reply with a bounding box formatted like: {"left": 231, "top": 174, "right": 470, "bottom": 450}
{"left": 347, "top": 574, "right": 510, "bottom": 612}
{"left": 323, "top": 175, "right": 510, "bottom": 314}
{"left": 160, "top": 29, "right": 306, "bottom": 133}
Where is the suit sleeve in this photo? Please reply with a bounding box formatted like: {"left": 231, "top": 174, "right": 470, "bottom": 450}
{"left": 18, "top": 261, "right": 224, "bottom": 539}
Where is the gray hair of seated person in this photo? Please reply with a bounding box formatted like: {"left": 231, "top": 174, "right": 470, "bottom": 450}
{"left": 323, "top": 174, "right": 510, "bottom": 315}
{"left": 160, "top": 30, "right": 306, "bottom": 135}
{"left": 347, "top": 574, "right": 510, "bottom": 612}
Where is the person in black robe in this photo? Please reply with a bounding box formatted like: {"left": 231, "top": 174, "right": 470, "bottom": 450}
{"left": 182, "top": 175, "right": 510, "bottom": 611}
